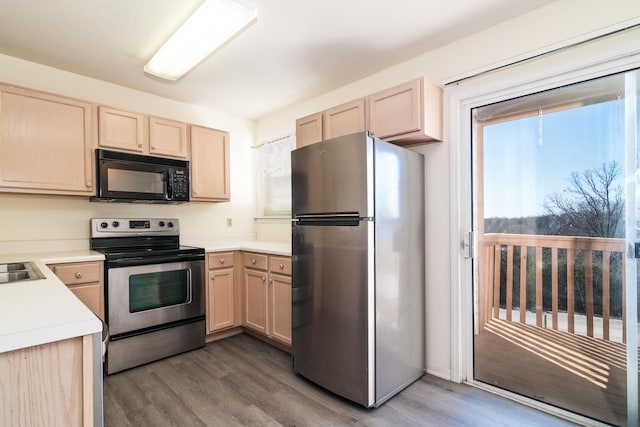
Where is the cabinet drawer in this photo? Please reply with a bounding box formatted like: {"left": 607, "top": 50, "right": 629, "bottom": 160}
{"left": 243, "top": 253, "right": 268, "bottom": 271}
{"left": 208, "top": 252, "right": 234, "bottom": 269}
{"left": 269, "top": 256, "right": 291, "bottom": 276}
{"left": 50, "top": 262, "right": 101, "bottom": 285}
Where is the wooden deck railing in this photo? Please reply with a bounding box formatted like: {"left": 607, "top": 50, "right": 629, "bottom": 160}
{"left": 479, "top": 233, "right": 627, "bottom": 343}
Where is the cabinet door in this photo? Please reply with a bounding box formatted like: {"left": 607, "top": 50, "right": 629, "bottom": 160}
{"left": 244, "top": 268, "right": 268, "bottom": 334}
{"left": 269, "top": 273, "right": 291, "bottom": 346}
{"left": 67, "top": 283, "right": 104, "bottom": 319}
{"left": 295, "top": 112, "right": 323, "bottom": 148}
{"left": 207, "top": 267, "right": 235, "bottom": 332}
{"left": 323, "top": 98, "right": 366, "bottom": 140}
{"left": 0, "top": 86, "right": 94, "bottom": 195}
{"left": 368, "top": 78, "right": 422, "bottom": 140}
{"left": 48, "top": 261, "right": 104, "bottom": 319}
{"left": 190, "top": 125, "right": 230, "bottom": 201}
{"left": 98, "top": 106, "right": 145, "bottom": 153}
{"left": 149, "top": 116, "right": 188, "bottom": 159}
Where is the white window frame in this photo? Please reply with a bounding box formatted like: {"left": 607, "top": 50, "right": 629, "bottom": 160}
{"left": 255, "top": 132, "right": 296, "bottom": 219}
{"left": 446, "top": 22, "right": 640, "bottom": 425}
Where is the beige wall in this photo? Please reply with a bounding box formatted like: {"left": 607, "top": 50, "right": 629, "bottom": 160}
{"left": 1, "top": 0, "right": 638, "bottom": 381}
{"left": 0, "top": 54, "right": 258, "bottom": 250}
{"left": 255, "top": 0, "right": 640, "bottom": 380}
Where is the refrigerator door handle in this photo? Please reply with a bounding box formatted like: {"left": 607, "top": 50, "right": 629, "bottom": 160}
{"left": 294, "top": 212, "right": 362, "bottom": 226}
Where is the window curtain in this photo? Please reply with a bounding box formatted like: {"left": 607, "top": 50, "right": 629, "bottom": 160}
{"left": 257, "top": 132, "right": 296, "bottom": 216}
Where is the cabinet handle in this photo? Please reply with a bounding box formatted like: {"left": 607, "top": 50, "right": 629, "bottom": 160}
{"left": 279, "top": 263, "right": 284, "bottom": 270}
{"left": 75, "top": 272, "right": 82, "bottom": 279}
{"left": 210, "top": 274, "right": 215, "bottom": 280}
{"left": 251, "top": 259, "right": 256, "bottom": 265}
{"left": 261, "top": 276, "right": 266, "bottom": 282}
{"left": 219, "top": 259, "right": 225, "bottom": 264}
{"left": 138, "top": 143, "right": 143, "bottom": 148}
{"left": 86, "top": 181, "right": 93, "bottom": 188}
{"left": 269, "top": 278, "right": 273, "bottom": 284}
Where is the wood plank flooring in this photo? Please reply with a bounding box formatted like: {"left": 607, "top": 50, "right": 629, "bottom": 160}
{"left": 104, "top": 334, "right": 577, "bottom": 426}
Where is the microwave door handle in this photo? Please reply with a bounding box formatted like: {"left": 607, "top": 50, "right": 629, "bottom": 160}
{"left": 166, "top": 171, "right": 173, "bottom": 200}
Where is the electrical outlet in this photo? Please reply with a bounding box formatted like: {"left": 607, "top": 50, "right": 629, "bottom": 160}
{"left": 226, "top": 217, "right": 233, "bottom": 227}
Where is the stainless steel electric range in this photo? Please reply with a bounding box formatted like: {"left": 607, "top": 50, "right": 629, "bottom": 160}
{"left": 90, "top": 218, "right": 205, "bottom": 375}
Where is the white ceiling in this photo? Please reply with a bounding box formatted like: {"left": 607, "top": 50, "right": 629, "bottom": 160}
{"left": 0, "top": 0, "right": 556, "bottom": 120}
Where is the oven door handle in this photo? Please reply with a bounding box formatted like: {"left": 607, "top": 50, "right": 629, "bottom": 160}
{"left": 108, "top": 253, "right": 204, "bottom": 268}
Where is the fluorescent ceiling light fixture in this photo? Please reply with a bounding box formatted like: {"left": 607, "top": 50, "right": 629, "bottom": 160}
{"left": 144, "top": 0, "right": 257, "bottom": 81}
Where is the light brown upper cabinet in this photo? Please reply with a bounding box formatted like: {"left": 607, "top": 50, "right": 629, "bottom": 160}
{"left": 295, "top": 112, "right": 323, "bottom": 148}
{"left": 295, "top": 77, "right": 442, "bottom": 148}
{"left": 149, "top": 116, "right": 188, "bottom": 159}
{"left": 98, "top": 106, "right": 145, "bottom": 153}
{"left": 368, "top": 77, "right": 442, "bottom": 144}
{"left": 98, "top": 107, "right": 189, "bottom": 160}
{"left": 295, "top": 100, "right": 366, "bottom": 148}
{"left": 190, "top": 125, "right": 230, "bottom": 202}
{"left": 0, "top": 85, "right": 95, "bottom": 195}
{"left": 323, "top": 98, "right": 366, "bottom": 141}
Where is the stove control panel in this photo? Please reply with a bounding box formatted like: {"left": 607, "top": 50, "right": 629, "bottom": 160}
{"left": 91, "top": 218, "right": 179, "bottom": 237}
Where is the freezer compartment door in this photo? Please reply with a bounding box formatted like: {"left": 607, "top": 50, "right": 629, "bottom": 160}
{"left": 291, "top": 132, "right": 373, "bottom": 216}
{"left": 291, "top": 219, "right": 374, "bottom": 407}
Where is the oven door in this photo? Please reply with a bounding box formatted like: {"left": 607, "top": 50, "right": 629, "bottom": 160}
{"left": 107, "top": 259, "right": 205, "bottom": 337}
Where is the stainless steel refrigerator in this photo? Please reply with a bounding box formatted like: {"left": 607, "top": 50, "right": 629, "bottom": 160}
{"left": 291, "top": 131, "right": 425, "bottom": 408}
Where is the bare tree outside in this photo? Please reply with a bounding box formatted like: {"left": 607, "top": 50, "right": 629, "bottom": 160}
{"left": 544, "top": 161, "right": 624, "bottom": 238}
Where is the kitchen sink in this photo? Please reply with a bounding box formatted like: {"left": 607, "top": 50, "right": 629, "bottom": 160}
{"left": 0, "top": 262, "right": 45, "bottom": 284}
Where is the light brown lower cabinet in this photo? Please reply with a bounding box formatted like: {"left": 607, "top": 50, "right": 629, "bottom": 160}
{"left": 48, "top": 261, "right": 104, "bottom": 320}
{"left": 243, "top": 252, "right": 292, "bottom": 347}
{"left": 0, "top": 335, "right": 95, "bottom": 426}
{"left": 206, "top": 252, "right": 237, "bottom": 333}
{"left": 244, "top": 265, "right": 269, "bottom": 334}
{"left": 269, "top": 272, "right": 292, "bottom": 346}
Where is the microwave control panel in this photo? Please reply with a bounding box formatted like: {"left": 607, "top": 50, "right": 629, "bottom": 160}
{"left": 170, "top": 169, "right": 189, "bottom": 200}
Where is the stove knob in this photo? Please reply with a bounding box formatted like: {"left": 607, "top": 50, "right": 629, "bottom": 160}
{"left": 159, "top": 221, "right": 165, "bottom": 227}
{"left": 167, "top": 221, "right": 174, "bottom": 228}
{"left": 100, "top": 222, "right": 108, "bottom": 229}
{"left": 112, "top": 221, "right": 120, "bottom": 228}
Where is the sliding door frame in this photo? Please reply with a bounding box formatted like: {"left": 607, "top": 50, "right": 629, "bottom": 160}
{"left": 446, "top": 24, "right": 640, "bottom": 424}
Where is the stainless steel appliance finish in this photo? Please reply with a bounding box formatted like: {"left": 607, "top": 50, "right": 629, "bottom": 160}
{"left": 92, "top": 149, "right": 190, "bottom": 203}
{"left": 106, "top": 260, "right": 204, "bottom": 337}
{"left": 90, "top": 218, "right": 205, "bottom": 375}
{"left": 106, "top": 318, "right": 205, "bottom": 375}
{"left": 291, "top": 131, "right": 425, "bottom": 408}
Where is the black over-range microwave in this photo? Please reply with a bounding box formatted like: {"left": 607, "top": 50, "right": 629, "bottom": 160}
{"left": 91, "top": 149, "right": 190, "bottom": 203}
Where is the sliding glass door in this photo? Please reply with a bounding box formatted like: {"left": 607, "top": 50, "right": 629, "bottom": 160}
{"left": 472, "top": 69, "right": 639, "bottom": 425}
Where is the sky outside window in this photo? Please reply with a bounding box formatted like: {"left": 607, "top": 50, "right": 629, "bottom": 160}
{"left": 483, "top": 100, "right": 626, "bottom": 219}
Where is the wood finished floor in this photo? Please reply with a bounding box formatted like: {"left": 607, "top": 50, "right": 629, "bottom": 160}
{"left": 103, "top": 334, "right": 577, "bottom": 427}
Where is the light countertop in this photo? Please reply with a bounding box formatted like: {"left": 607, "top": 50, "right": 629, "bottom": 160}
{"left": 0, "top": 241, "right": 289, "bottom": 354}
{"left": 183, "top": 239, "right": 291, "bottom": 256}
{"left": 0, "top": 251, "right": 104, "bottom": 353}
